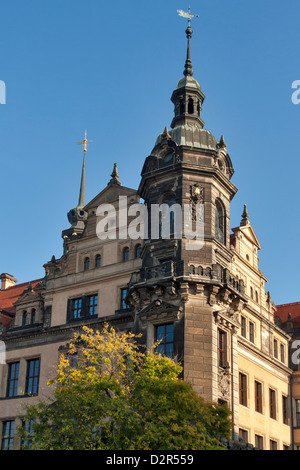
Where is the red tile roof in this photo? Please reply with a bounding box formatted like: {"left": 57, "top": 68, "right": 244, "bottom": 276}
{"left": 276, "top": 302, "right": 300, "bottom": 329}
{"left": 0, "top": 279, "right": 43, "bottom": 327}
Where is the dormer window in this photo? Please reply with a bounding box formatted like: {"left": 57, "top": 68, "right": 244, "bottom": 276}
{"left": 22, "top": 311, "right": 27, "bottom": 327}
{"left": 31, "top": 309, "right": 36, "bottom": 324}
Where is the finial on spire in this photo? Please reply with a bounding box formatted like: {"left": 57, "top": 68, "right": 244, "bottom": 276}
{"left": 77, "top": 130, "right": 92, "bottom": 153}
{"left": 77, "top": 130, "right": 92, "bottom": 208}
{"left": 110, "top": 163, "right": 121, "bottom": 185}
{"left": 240, "top": 204, "right": 250, "bottom": 226}
{"left": 177, "top": 7, "right": 199, "bottom": 77}
{"left": 218, "top": 135, "right": 227, "bottom": 149}
{"left": 162, "top": 126, "right": 172, "bottom": 139}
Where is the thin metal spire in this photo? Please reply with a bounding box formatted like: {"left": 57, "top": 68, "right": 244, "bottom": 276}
{"left": 77, "top": 130, "right": 92, "bottom": 208}
{"left": 177, "top": 7, "right": 199, "bottom": 77}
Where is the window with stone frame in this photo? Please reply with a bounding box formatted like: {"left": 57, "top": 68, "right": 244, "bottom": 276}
{"left": 155, "top": 323, "right": 174, "bottom": 358}
{"left": 95, "top": 254, "right": 102, "bottom": 268}
{"left": 1, "top": 420, "right": 15, "bottom": 450}
{"left": 239, "top": 372, "right": 247, "bottom": 406}
{"left": 84, "top": 257, "right": 90, "bottom": 271}
{"left": 255, "top": 434, "right": 263, "bottom": 450}
{"left": 269, "top": 388, "right": 276, "bottom": 420}
{"left": 123, "top": 247, "right": 130, "bottom": 262}
{"left": 255, "top": 380, "right": 263, "bottom": 413}
{"left": 6, "top": 362, "right": 20, "bottom": 398}
{"left": 67, "top": 294, "right": 98, "bottom": 322}
{"left": 218, "top": 329, "right": 227, "bottom": 368}
{"left": 282, "top": 395, "right": 288, "bottom": 425}
{"left": 120, "top": 288, "right": 130, "bottom": 311}
{"left": 25, "top": 358, "right": 40, "bottom": 396}
{"left": 215, "top": 199, "right": 226, "bottom": 245}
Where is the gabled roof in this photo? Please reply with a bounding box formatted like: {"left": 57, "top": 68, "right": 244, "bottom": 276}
{"left": 231, "top": 223, "right": 261, "bottom": 250}
{"left": 85, "top": 181, "right": 139, "bottom": 211}
{"left": 0, "top": 279, "right": 42, "bottom": 315}
{"left": 275, "top": 302, "right": 300, "bottom": 329}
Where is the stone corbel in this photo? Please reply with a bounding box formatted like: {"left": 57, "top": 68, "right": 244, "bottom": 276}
{"left": 209, "top": 285, "right": 220, "bottom": 306}
{"left": 179, "top": 282, "right": 189, "bottom": 302}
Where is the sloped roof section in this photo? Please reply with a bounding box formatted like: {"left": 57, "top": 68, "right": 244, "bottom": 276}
{"left": 0, "top": 279, "right": 42, "bottom": 315}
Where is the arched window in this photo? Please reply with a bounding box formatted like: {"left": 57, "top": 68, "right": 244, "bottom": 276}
{"left": 215, "top": 200, "right": 225, "bottom": 245}
{"left": 255, "top": 291, "right": 259, "bottom": 303}
{"left": 22, "top": 311, "right": 27, "bottom": 327}
{"left": 135, "top": 244, "right": 142, "bottom": 258}
{"left": 95, "top": 254, "right": 102, "bottom": 268}
{"left": 31, "top": 309, "right": 36, "bottom": 324}
{"left": 84, "top": 257, "right": 90, "bottom": 271}
{"left": 180, "top": 99, "right": 185, "bottom": 114}
{"left": 123, "top": 247, "right": 130, "bottom": 262}
{"left": 188, "top": 98, "right": 194, "bottom": 114}
{"left": 250, "top": 287, "right": 254, "bottom": 299}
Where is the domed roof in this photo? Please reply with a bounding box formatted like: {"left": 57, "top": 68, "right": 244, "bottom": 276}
{"left": 175, "top": 75, "right": 201, "bottom": 91}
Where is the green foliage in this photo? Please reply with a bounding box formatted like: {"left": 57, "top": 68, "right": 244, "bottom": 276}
{"left": 18, "top": 324, "right": 232, "bottom": 450}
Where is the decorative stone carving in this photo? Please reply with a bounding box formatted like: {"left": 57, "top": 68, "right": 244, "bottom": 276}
{"left": 190, "top": 184, "right": 204, "bottom": 221}
{"left": 218, "top": 366, "right": 231, "bottom": 400}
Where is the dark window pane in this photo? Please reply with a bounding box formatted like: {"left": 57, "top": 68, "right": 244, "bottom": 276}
{"left": 2, "top": 421, "right": 14, "bottom": 450}
{"left": 26, "top": 359, "right": 40, "bottom": 395}
{"left": 155, "top": 324, "right": 174, "bottom": 358}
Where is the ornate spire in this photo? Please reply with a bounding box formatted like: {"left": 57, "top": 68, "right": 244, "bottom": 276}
{"left": 218, "top": 135, "right": 227, "bottom": 149}
{"left": 110, "top": 163, "right": 121, "bottom": 185}
{"left": 177, "top": 7, "right": 199, "bottom": 77}
{"left": 240, "top": 204, "right": 250, "bottom": 226}
{"left": 77, "top": 131, "right": 92, "bottom": 208}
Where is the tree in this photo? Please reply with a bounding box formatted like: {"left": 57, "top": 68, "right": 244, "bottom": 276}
{"left": 18, "top": 324, "right": 232, "bottom": 450}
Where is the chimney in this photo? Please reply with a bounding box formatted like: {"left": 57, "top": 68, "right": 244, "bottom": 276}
{"left": 0, "top": 273, "right": 17, "bottom": 290}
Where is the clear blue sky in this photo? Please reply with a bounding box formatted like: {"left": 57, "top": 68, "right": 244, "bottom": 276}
{"left": 0, "top": 0, "right": 299, "bottom": 305}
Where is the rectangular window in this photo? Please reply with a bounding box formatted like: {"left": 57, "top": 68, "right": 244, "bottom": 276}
{"left": 6, "top": 362, "right": 20, "bottom": 398}
{"left": 71, "top": 297, "right": 82, "bottom": 320}
{"left": 249, "top": 321, "right": 255, "bottom": 343}
{"left": 239, "top": 428, "right": 248, "bottom": 444}
{"left": 280, "top": 344, "right": 285, "bottom": 363}
{"left": 282, "top": 395, "right": 288, "bottom": 425}
{"left": 241, "top": 316, "right": 246, "bottom": 338}
{"left": 296, "top": 400, "right": 300, "bottom": 427}
{"left": 218, "top": 330, "right": 227, "bottom": 368}
{"left": 1, "top": 421, "right": 15, "bottom": 450}
{"left": 68, "top": 295, "right": 98, "bottom": 322}
{"left": 120, "top": 288, "right": 129, "bottom": 310}
{"left": 25, "top": 359, "right": 40, "bottom": 396}
{"left": 255, "top": 434, "right": 263, "bottom": 450}
{"left": 274, "top": 339, "right": 278, "bottom": 359}
{"left": 87, "top": 295, "right": 98, "bottom": 316}
{"left": 239, "top": 373, "right": 247, "bottom": 406}
{"left": 255, "top": 381, "right": 263, "bottom": 413}
{"left": 270, "top": 440, "right": 277, "bottom": 450}
{"left": 269, "top": 388, "right": 276, "bottom": 419}
{"left": 156, "top": 324, "right": 174, "bottom": 358}
{"left": 21, "top": 419, "right": 34, "bottom": 450}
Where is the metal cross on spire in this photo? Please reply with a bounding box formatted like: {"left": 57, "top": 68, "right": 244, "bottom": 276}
{"left": 76, "top": 130, "right": 92, "bottom": 209}
{"left": 77, "top": 130, "right": 92, "bottom": 153}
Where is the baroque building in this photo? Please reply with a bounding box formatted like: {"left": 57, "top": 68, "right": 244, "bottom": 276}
{"left": 0, "top": 19, "right": 293, "bottom": 450}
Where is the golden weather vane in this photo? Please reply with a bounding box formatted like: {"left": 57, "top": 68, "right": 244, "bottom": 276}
{"left": 77, "top": 130, "right": 92, "bottom": 153}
